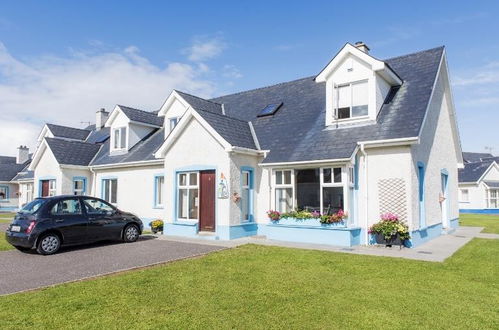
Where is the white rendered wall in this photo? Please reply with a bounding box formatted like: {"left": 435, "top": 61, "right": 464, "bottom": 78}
{"left": 61, "top": 168, "right": 92, "bottom": 196}
{"left": 33, "top": 147, "right": 62, "bottom": 197}
{"left": 128, "top": 123, "right": 154, "bottom": 150}
{"left": 458, "top": 183, "right": 486, "bottom": 209}
{"left": 163, "top": 98, "right": 188, "bottom": 138}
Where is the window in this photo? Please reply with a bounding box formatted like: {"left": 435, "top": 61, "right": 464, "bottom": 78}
{"left": 102, "top": 179, "right": 118, "bottom": 204}
{"left": 488, "top": 189, "right": 498, "bottom": 208}
{"left": 112, "top": 127, "right": 127, "bottom": 150}
{"left": 0, "top": 186, "right": 8, "bottom": 201}
{"left": 155, "top": 176, "right": 165, "bottom": 208}
{"left": 460, "top": 189, "right": 469, "bottom": 203}
{"left": 169, "top": 117, "right": 179, "bottom": 132}
{"left": 177, "top": 172, "right": 199, "bottom": 220}
{"left": 295, "top": 169, "right": 320, "bottom": 212}
{"left": 323, "top": 167, "right": 342, "bottom": 184}
{"left": 83, "top": 198, "right": 115, "bottom": 215}
{"left": 274, "top": 170, "right": 293, "bottom": 213}
{"left": 321, "top": 168, "right": 344, "bottom": 215}
{"left": 418, "top": 163, "right": 426, "bottom": 228}
{"left": 335, "top": 80, "right": 368, "bottom": 120}
{"left": 48, "top": 180, "right": 57, "bottom": 197}
{"left": 26, "top": 183, "right": 33, "bottom": 203}
{"left": 50, "top": 198, "right": 82, "bottom": 215}
{"left": 73, "top": 178, "right": 86, "bottom": 196}
{"left": 241, "top": 170, "right": 253, "bottom": 221}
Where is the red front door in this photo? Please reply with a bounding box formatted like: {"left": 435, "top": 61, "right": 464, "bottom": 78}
{"left": 41, "top": 180, "right": 50, "bottom": 197}
{"left": 199, "top": 171, "right": 216, "bottom": 232}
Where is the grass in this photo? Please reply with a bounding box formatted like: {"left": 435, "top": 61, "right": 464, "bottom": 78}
{"left": 0, "top": 212, "right": 15, "bottom": 223}
{"left": 460, "top": 213, "right": 499, "bottom": 234}
{"left": 0, "top": 212, "right": 14, "bottom": 251}
{"left": 0, "top": 239, "right": 498, "bottom": 329}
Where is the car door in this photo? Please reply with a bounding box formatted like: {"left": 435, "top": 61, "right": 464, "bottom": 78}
{"left": 83, "top": 198, "right": 124, "bottom": 241}
{"left": 49, "top": 198, "right": 88, "bottom": 244}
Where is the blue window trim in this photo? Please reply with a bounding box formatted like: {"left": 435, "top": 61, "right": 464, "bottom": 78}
{"left": 441, "top": 170, "right": 449, "bottom": 226}
{"left": 240, "top": 166, "right": 254, "bottom": 222}
{"left": 0, "top": 185, "right": 10, "bottom": 201}
{"left": 417, "top": 162, "right": 426, "bottom": 229}
{"left": 72, "top": 176, "right": 87, "bottom": 195}
{"left": 153, "top": 174, "right": 165, "bottom": 209}
{"left": 100, "top": 176, "right": 118, "bottom": 202}
{"left": 38, "top": 176, "right": 56, "bottom": 197}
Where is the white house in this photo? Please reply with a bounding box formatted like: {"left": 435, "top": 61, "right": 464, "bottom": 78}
{"left": 0, "top": 146, "right": 32, "bottom": 211}
{"left": 13, "top": 42, "right": 462, "bottom": 247}
{"left": 458, "top": 152, "right": 499, "bottom": 214}
{"left": 155, "top": 43, "right": 463, "bottom": 247}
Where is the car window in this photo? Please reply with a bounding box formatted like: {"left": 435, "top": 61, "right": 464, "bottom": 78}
{"left": 83, "top": 198, "right": 115, "bottom": 215}
{"left": 50, "top": 199, "right": 82, "bottom": 215}
{"left": 19, "top": 199, "right": 46, "bottom": 214}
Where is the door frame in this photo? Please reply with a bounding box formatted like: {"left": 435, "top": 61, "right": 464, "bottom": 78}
{"left": 199, "top": 170, "right": 216, "bottom": 232}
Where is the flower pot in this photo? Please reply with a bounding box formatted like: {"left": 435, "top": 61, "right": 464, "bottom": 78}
{"left": 374, "top": 233, "right": 404, "bottom": 247}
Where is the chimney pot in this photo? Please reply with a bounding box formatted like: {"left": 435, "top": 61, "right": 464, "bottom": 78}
{"left": 16, "top": 145, "right": 29, "bottom": 164}
{"left": 354, "top": 41, "right": 370, "bottom": 53}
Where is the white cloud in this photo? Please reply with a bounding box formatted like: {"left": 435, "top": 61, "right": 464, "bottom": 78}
{"left": 184, "top": 36, "right": 226, "bottom": 62}
{"left": 222, "top": 64, "right": 242, "bottom": 79}
{"left": 453, "top": 61, "right": 499, "bottom": 86}
{"left": 0, "top": 42, "right": 216, "bottom": 156}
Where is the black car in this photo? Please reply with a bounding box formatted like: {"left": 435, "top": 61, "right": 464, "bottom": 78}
{"left": 5, "top": 195, "right": 143, "bottom": 255}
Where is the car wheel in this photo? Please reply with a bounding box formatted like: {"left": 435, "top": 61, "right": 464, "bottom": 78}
{"left": 36, "top": 233, "right": 61, "bottom": 255}
{"left": 123, "top": 224, "right": 140, "bottom": 243}
{"left": 14, "top": 246, "right": 31, "bottom": 253}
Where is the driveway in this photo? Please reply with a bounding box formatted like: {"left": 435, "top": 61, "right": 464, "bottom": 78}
{"left": 0, "top": 235, "right": 226, "bottom": 295}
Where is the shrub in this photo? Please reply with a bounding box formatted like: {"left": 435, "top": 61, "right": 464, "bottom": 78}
{"left": 368, "top": 213, "right": 410, "bottom": 240}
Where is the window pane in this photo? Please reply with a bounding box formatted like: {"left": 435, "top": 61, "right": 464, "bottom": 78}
{"left": 83, "top": 198, "right": 114, "bottom": 215}
{"left": 0, "top": 187, "right": 7, "bottom": 200}
{"left": 103, "top": 180, "right": 110, "bottom": 202}
{"left": 275, "top": 188, "right": 292, "bottom": 213}
{"left": 295, "top": 169, "right": 320, "bottom": 211}
{"left": 156, "top": 177, "right": 164, "bottom": 205}
{"left": 114, "top": 129, "right": 119, "bottom": 149}
{"left": 178, "top": 189, "right": 188, "bottom": 218}
{"left": 111, "top": 179, "right": 117, "bottom": 203}
{"left": 242, "top": 172, "right": 249, "bottom": 187}
{"left": 275, "top": 171, "right": 282, "bottom": 185}
{"left": 179, "top": 173, "right": 187, "bottom": 186}
{"left": 284, "top": 170, "right": 292, "bottom": 185}
{"left": 242, "top": 188, "right": 249, "bottom": 220}
{"left": 323, "top": 168, "right": 331, "bottom": 183}
{"left": 337, "top": 85, "right": 350, "bottom": 108}
{"left": 51, "top": 199, "right": 82, "bottom": 215}
{"left": 323, "top": 187, "right": 344, "bottom": 214}
{"left": 120, "top": 128, "right": 126, "bottom": 148}
{"left": 189, "top": 189, "right": 199, "bottom": 219}
{"left": 333, "top": 168, "right": 342, "bottom": 183}
{"left": 337, "top": 107, "right": 350, "bottom": 119}
{"left": 352, "top": 81, "right": 368, "bottom": 117}
{"left": 169, "top": 118, "right": 178, "bottom": 131}
{"left": 189, "top": 173, "right": 198, "bottom": 186}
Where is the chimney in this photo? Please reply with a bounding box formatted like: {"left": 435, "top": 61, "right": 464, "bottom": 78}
{"left": 17, "top": 146, "right": 29, "bottom": 164}
{"left": 354, "top": 41, "right": 370, "bottom": 53}
{"left": 96, "top": 108, "right": 109, "bottom": 131}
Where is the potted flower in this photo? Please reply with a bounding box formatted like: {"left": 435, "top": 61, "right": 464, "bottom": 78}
{"left": 266, "top": 210, "right": 281, "bottom": 222}
{"left": 149, "top": 219, "right": 164, "bottom": 234}
{"left": 319, "top": 209, "right": 347, "bottom": 225}
{"left": 369, "top": 213, "right": 410, "bottom": 247}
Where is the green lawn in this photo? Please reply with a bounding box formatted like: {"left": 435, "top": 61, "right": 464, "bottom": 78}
{"left": 460, "top": 213, "right": 499, "bottom": 234}
{"left": 0, "top": 213, "right": 14, "bottom": 251}
{"left": 0, "top": 239, "right": 497, "bottom": 329}
{"left": 0, "top": 212, "right": 15, "bottom": 223}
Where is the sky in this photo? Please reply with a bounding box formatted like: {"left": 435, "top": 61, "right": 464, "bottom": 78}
{"left": 0, "top": 0, "right": 498, "bottom": 156}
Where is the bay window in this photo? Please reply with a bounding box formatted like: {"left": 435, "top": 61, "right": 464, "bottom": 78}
{"left": 178, "top": 172, "right": 199, "bottom": 220}
{"left": 274, "top": 170, "right": 293, "bottom": 213}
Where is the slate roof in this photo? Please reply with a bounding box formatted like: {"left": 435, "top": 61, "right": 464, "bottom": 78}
{"left": 196, "top": 109, "right": 256, "bottom": 149}
{"left": 90, "top": 128, "right": 164, "bottom": 166}
{"left": 46, "top": 123, "right": 91, "bottom": 141}
{"left": 11, "top": 169, "right": 34, "bottom": 182}
{"left": 0, "top": 156, "right": 16, "bottom": 164}
{"left": 175, "top": 91, "right": 223, "bottom": 114}
{"left": 484, "top": 181, "right": 499, "bottom": 188}
{"left": 119, "top": 105, "right": 163, "bottom": 127}
{"left": 458, "top": 160, "right": 495, "bottom": 183}
{"left": 45, "top": 138, "right": 102, "bottom": 166}
{"left": 462, "top": 152, "right": 494, "bottom": 164}
{"left": 207, "top": 46, "right": 445, "bottom": 163}
{"left": 85, "top": 127, "right": 110, "bottom": 144}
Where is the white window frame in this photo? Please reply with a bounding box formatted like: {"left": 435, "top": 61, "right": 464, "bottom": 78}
{"left": 169, "top": 117, "right": 179, "bottom": 132}
{"left": 273, "top": 169, "right": 295, "bottom": 213}
{"left": 26, "top": 183, "right": 33, "bottom": 203}
{"left": 0, "top": 186, "right": 8, "bottom": 201}
{"left": 320, "top": 167, "right": 346, "bottom": 215}
{"left": 333, "top": 79, "right": 369, "bottom": 121}
{"left": 460, "top": 189, "right": 469, "bottom": 203}
{"left": 488, "top": 189, "right": 498, "bottom": 209}
{"left": 155, "top": 176, "right": 165, "bottom": 208}
{"left": 48, "top": 180, "right": 57, "bottom": 197}
{"left": 112, "top": 127, "right": 127, "bottom": 151}
{"left": 177, "top": 172, "right": 199, "bottom": 221}
{"left": 241, "top": 170, "right": 251, "bottom": 222}
{"left": 73, "top": 179, "right": 85, "bottom": 196}
{"left": 102, "top": 178, "right": 118, "bottom": 204}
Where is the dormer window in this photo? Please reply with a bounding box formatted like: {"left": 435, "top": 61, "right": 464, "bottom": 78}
{"left": 169, "top": 117, "right": 179, "bottom": 132}
{"left": 112, "top": 127, "right": 127, "bottom": 150}
{"left": 335, "top": 80, "right": 368, "bottom": 120}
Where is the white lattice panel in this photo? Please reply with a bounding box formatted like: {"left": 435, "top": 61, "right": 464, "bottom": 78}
{"left": 378, "top": 178, "right": 407, "bottom": 221}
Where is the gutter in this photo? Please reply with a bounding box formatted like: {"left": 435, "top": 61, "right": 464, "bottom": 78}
{"left": 260, "top": 158, "right": 351, "bottom": 168}
{"left": 359, "top": 143, "right": 369, "bottom": 245}
{"left": 90, "top": 159, "right": 164, "bottom": 170}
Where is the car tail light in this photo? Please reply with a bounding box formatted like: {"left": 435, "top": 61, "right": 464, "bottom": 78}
{"left": 26, "top": 221, "right": 36, "bottom": 234}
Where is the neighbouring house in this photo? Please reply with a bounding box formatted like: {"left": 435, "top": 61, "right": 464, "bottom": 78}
{"left": 155, "top": 42, "right": 463, "bottom": 247}
{"left": 0, "top": 146, "right": 32, "bottom": 211}
{"left": 11, "top": 42, "right": 462, "bottom": 247}
{"left": 459, "top": 152, "right": 499, "bottom": 214}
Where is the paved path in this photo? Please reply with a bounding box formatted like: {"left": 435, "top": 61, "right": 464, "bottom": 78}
{"left": 0, "top": 236, "right": 225, "bottom": 295}
{"left": 161, "top": 226, "right": 495, "bottom": 263}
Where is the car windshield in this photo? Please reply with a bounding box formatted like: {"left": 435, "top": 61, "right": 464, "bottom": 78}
{"left": 19, "top": 199, "right": 46, "bottom": 214}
